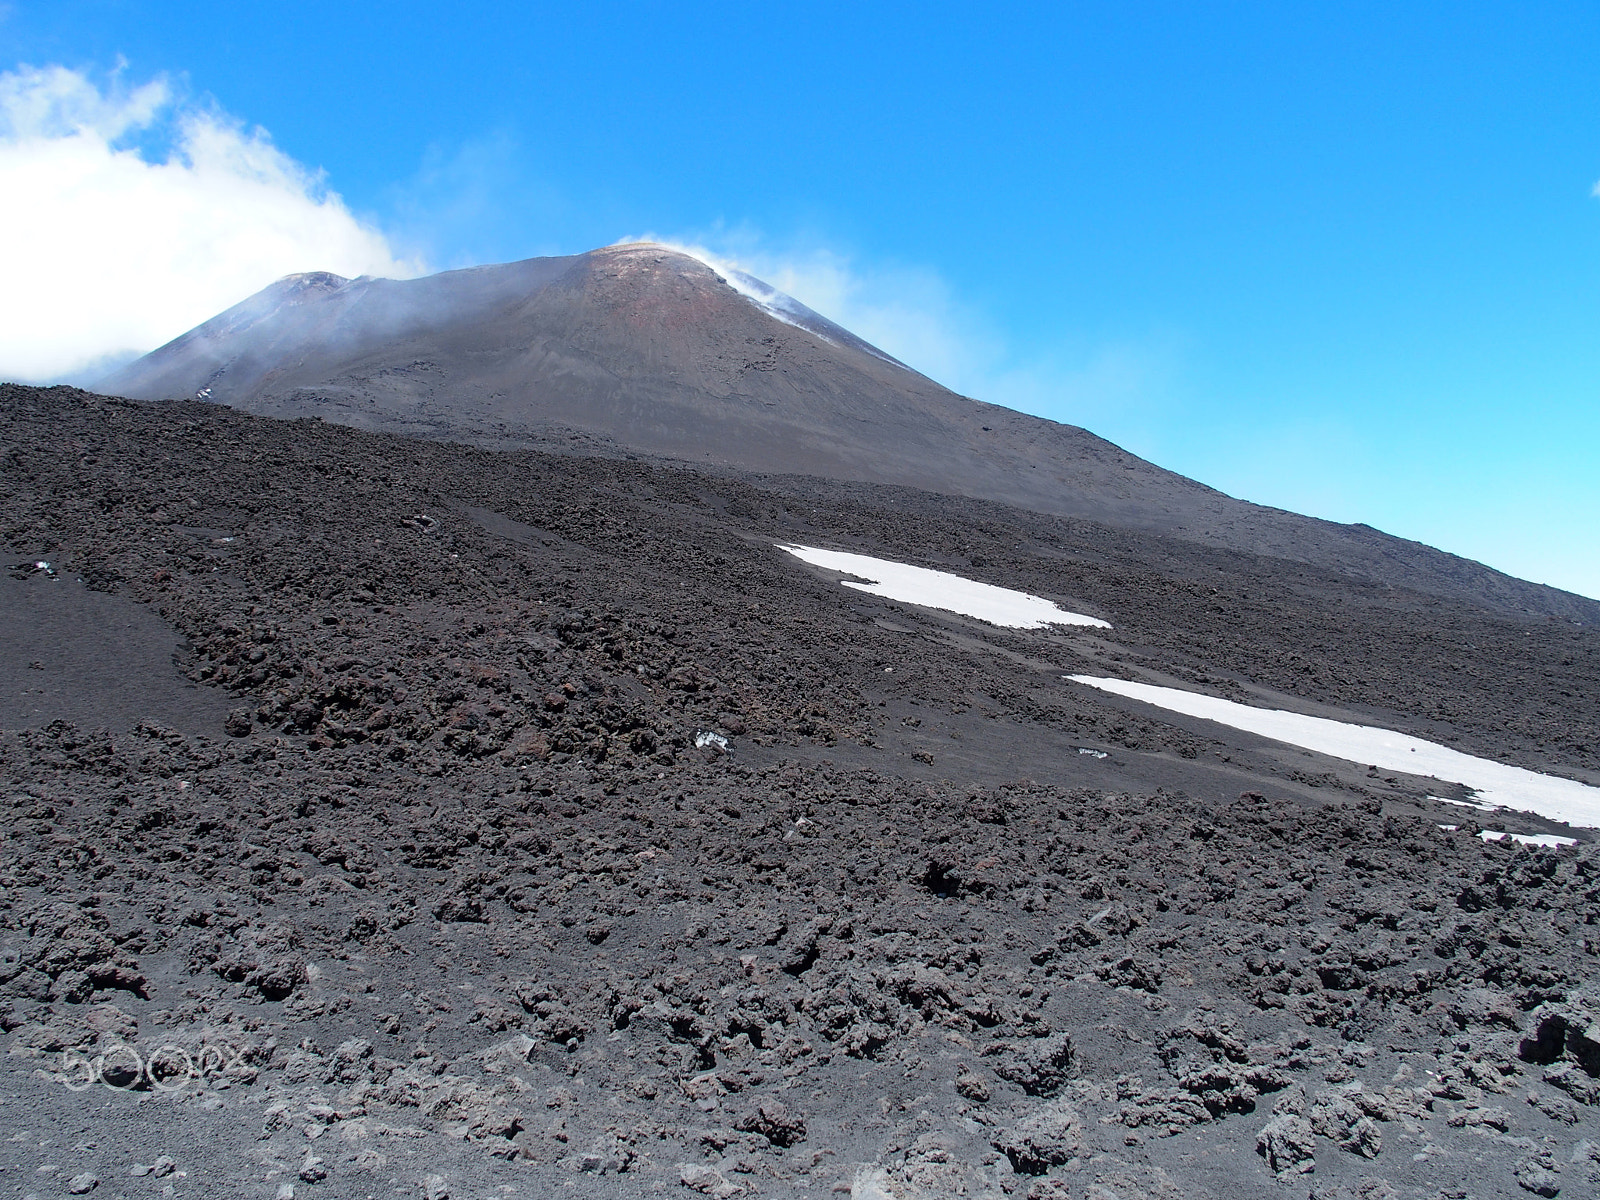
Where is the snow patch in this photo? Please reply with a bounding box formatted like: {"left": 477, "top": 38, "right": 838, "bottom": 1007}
{"left": 715, "top": 261, "right": 902, "bottom": 366}
{"left": 1438, "top": 825, "right": 1578, "bottom": 848}
{"left": 1431, "top": 795, "right": 1499, "bottom": 812}
{"left": 720, "top": 266, "right": 837, "bottom": 341}
{"left": 1479, "top": 830, "right": 1578, "bottom": 849}
{"left": 1069, "top": 675, "right": 1600, "bottom": 829}
{"left": 777, "top": 545, "right": 1110, "bottom": 630}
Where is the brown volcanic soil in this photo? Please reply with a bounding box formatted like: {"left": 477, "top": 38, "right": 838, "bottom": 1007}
{"left": 0, "top": 383, "right": 1598, "bottom": 1199}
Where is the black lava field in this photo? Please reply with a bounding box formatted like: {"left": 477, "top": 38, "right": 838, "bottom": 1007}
{"left": 1, "top": 382, "right": 1598, "bottom": 1200}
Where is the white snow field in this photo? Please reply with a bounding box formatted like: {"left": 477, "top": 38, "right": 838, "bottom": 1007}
{"left": 1069, "top": 675, "right": 1600, "bottom": 830}
{"left": 777, "top": 545, "right": 1110, "bottom": 630}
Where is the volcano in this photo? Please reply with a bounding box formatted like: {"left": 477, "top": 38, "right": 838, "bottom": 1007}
{"left": 2, "top": 242, "right": 1594, "bottom": 1199}
{"left": 102, "top": 243, "right": 1597, "bottom": 622}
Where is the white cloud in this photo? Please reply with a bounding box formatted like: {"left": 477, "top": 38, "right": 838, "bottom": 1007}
{"left": 0, "top": 64, "right": 420, "bottom": 384}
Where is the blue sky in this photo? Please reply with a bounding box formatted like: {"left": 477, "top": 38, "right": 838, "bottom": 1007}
{"left": 3, "top": 1, "right": 1597, "bottom": 600}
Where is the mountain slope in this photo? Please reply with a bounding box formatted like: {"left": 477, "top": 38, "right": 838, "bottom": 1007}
{"left": 3, "top": 381, "right": 1598, "bottom": 1199}
{"left": 102, "top": 243, "right": 1599, "bottom": 623}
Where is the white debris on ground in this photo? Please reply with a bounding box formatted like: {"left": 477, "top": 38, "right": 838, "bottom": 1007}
{"left": 693, "top": 730, "right": 729, "bottom": 751}
{"left": 1069, "top": 675, "right": 1600, "bottom": 829}
{"left": 776, "top": 544, "right": 1110, "bottom": 630}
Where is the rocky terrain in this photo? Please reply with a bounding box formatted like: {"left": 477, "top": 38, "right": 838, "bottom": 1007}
{"left": 100, "top": 245, "right": 1600, "bottom": 625}
{"left": 1, "top": 381, "right": 1598, "bottom": 1199}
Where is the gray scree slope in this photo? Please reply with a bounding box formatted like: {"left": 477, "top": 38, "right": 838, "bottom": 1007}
{"left": 101, "top": 243, "right": 1599, "bottom": 624}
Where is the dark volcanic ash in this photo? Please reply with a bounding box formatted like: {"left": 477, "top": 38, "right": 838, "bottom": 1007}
{"left": 101, "top": 244, "right": 1600, "bottom": 625}
{"left": 0, "top": 383, "right": 1597, "bottom": 1197}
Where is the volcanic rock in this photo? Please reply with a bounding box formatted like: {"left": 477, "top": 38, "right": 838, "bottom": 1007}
{"left": 0, "top": 380, "right": 1595, "bottom": 1197}
{"left": 101, "top": 246, "right": 1599, "bottom": 623}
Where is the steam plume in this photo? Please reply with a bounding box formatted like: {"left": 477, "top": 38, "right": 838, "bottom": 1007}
{"left": 0, "top": 64, "right": 419, "bottom": 383}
